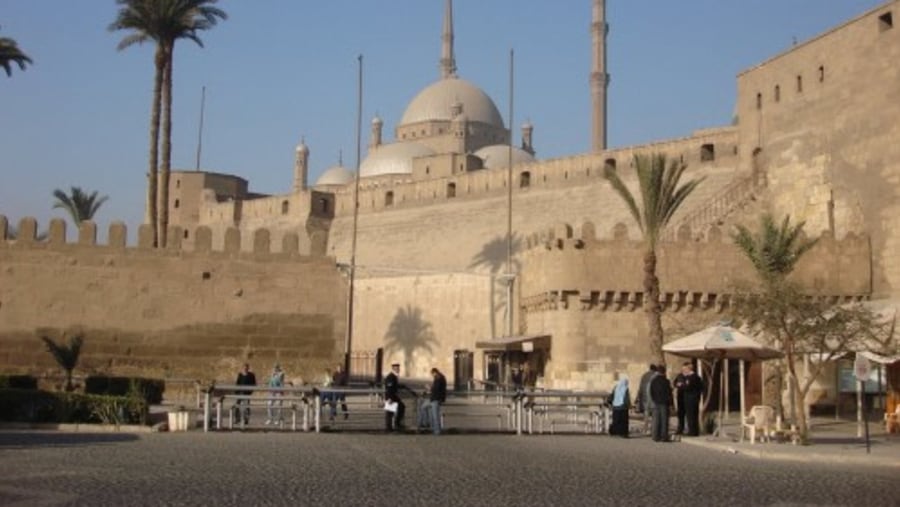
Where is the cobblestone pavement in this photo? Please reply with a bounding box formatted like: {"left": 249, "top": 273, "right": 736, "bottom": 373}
{"left": 0, "top": 430, "right": 896, "bottom": 507}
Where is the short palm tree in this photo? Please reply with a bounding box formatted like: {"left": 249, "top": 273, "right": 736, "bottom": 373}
{"left": 605, "top": 153, "right": 704, "bottom": 364}
{"left": 41, "top": 335, "right": 84, "bottom": 392}
{"left": 109, "top": 0, "right": 227, "bottom": 248}
{"left": 52, "top": 187, "right": 109, "bottom": 226}
{"left": 732, "top": 213, "right": 818, "bottom": 280}
{"left": 0, "top": 28, "right": 32, "bottom": 77}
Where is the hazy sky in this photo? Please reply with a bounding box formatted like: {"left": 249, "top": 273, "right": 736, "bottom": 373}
{"left": 0, "top": 0, "right": 887, "bottom": 235}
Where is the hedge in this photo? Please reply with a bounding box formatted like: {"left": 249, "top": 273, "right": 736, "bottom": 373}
{"left": 84, "top": 376, "right": 165, "bottom": 405}
{"left": 0, "top": 389, "right": 149, "bottom": 425}
{"left": 0, "top": 375, "right": 38, "bottom": 390}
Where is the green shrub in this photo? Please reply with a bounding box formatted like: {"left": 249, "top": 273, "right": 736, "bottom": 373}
{"left": 0, "top": 389, "right": 148, "bottom": 425}
{"left": 84, "top": 376, "right": 165, "bottom": 404}
{"left": 0, "top": 375, "right": 38, "bottom": 390}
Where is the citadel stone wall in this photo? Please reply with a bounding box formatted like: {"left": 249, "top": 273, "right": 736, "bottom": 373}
{"left": 0, "top": 216, "right": 347, "bottom": 383}
{"left": 736, "top": 1, "right": 900, "bottom": 296}
{"left": 518, "top": 222, "right": 872, "bottom": 390}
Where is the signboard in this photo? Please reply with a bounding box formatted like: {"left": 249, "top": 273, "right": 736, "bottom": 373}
{"left": 521, "top": 341, "right": 534, "bottom": 353}
{"left": 854, "top": 355, "right": 872, "bottom": 382}
{"left": 838, "top": 362, "right": 884, "bottom": 393}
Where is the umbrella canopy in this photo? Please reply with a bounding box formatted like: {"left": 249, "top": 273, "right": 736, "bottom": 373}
{"left": 663, "top": 326, "right": 783, "bottom": 361}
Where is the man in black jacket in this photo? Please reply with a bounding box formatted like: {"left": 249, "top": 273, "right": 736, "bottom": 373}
{"left": 384, "top": 363, "right": 406, "bottom": 431}
{"left": 419, "top": 368, "right": 447, "bottom": 435}
{"left": 235, "top": 363, "right": 256, "bottom": 426}
{"left": 649, "top": 365, "right": 672, "bottom": 442}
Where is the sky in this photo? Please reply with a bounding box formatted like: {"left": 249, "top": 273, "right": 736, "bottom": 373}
{"left": 0, "top": 0, "right": 888, "bottom": 237}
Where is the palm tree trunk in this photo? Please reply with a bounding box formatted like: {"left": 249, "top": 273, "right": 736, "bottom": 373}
{"left": 147, "top": 46, "right": 164, "bottom": 248}
{"left": 644, "top": 247, "right": 665, "bottom": 365}
{"left": 158, "top": 45, "right": 174, "bottom": 248}
{"left": 65, "top": 369, "right": 74, "bottom": 392}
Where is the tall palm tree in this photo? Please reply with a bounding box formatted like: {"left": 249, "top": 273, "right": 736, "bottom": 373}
{"left": 41, "top": 335, "right": 84, "bottom": 392}
{"left": 732, "top": 213, "right": 818, "bottom": 280}
{"left": 52, "top": 187, "right": 109, "bottom": 226}
{"left": 605, "top": 153, "right": 704, "bottom": 364}
{"left": 109, "top": 0, "right": 227, "bottom": 248}
{"left": 0, "top": 28, "right": 32, "bottom": 77}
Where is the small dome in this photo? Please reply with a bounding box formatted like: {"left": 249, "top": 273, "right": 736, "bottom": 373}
{"left": 360, "top": 142, "right": 436, "bottom": 178}
{"left": 372, "top": 115, "right": 383, "bottom": 125}
{"left": 315, "top": 165, "right": 354, "bottom": 187}
{"left": 295, "top": 140, "right": 309, "bottom": 153}
{"left": 400, "top": 77, "right": 504, "bottom": 128}
{"left": 474, "top": 145, "right": 536, "bottom": 170}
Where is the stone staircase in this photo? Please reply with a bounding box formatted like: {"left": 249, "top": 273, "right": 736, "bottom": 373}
{"left": 664, "top": 173, "right": 764, "bottom": 241}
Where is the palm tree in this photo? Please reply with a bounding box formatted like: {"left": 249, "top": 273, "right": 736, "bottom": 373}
{"left": 384, "top": 305, "right": 438, "bottom": 376}
{"left": 732, "top": 213, "right": 818, "bottom": 280}
{"left": 109, "top": 0, "right": 227, "bottom": 248}
{"left": 41, "top": 335, "right": 84, "bottom": 392}
{"left": 604, "top": 153, "right": 704, "bottom": 364}
{"left": 0, "top": 28, "right": 32, "bottom": 77}
{"left": 52, "top": 187, "right": 109, "bottom": 226}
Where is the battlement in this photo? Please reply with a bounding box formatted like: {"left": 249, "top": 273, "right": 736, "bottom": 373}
{"left": 520, "top": 220, "right": 872, "bottom": 312}
{"left": 0, "top": 215, "right": 327, "bottom": 262}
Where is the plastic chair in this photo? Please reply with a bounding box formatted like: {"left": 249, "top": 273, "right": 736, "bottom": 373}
{"left": 741, "top": 405, "right": 775, "bottom": 444}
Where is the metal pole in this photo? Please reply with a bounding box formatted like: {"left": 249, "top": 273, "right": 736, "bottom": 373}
{"left": 345, "top": 55, "right": 364, "bottom": 379}
{"left": 194, "top": 86, "right": 205, "bottom": 171}
{"left": 506, "top": 48, "right": 515, "bottom": 338}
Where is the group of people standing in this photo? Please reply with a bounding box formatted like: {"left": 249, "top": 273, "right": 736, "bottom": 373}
{"left": 234, "top": 362, "right": 289, "bottom": 426}
{"left": 608, "top": 361, "right": 704, "bottom": 442}
{"left": 383, "top": 363, "right": 447, "bottom": 435}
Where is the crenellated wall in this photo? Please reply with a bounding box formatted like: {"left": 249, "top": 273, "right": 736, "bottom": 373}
{"left": 517, "top": 221, "right": 872, "bottom": 390}
{"left": 0, "top": 215, "right": 347, "bottom": 383}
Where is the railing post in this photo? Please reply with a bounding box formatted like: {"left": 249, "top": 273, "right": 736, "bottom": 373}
{"left": 314, "top": 395, "right": 321, "bottom": 433}
{"left": 516, "top": 395, "right": 523, "bottom": 436}
{"left": 216, "top": 399, "right": 222, "bottom": 430}
{"left": 203, "top": 388, "right": 211, "bottom": 432}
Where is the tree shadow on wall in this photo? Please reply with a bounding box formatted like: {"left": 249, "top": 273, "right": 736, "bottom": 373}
{"left": 469, "top": 235, "right": 523, "bottom": 338}
{"left": 384, "top": 305, "right": 438, "bottom": 376}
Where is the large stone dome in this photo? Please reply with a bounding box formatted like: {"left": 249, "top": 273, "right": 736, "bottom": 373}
{"left": 400, "top": 77, "right": 504, "bottom": 128}
{"left": 314, "top": 164, "right": 354, "bottom": 187}
{"left": 360, "top": 142, "right": 436, "bottom": 178}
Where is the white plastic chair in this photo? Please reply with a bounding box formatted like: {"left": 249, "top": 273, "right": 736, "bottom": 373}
{"left": 741, "top": 405, "right": 775, "bottom": 444}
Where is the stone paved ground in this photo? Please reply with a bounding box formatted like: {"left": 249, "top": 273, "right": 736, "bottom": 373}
{"left": 0, "top": 430, "right": 897, "bottom": 506}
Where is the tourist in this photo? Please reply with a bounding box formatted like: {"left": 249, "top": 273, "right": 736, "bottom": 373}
{"left": 680, "top": 362, "right": 704, "bottom": 437}
{"left": 418, "top": 368, "right": 447, "bottom": 435}
{"left": 265, "top": 363, "right": 285, "bottom": 425}
{"left": 511, "top": 366, "right": 524, "bottom": 392}
{"left": 672, "top": 364, "right": 688, "bottom": 435}
{"left": 332, "top": 363, "right": 349, "bottom": 419}
{"left": 649, "top": 365, "right": 672, "bottom": 442}
{"left": 320, "top": 367, "right": 335, "bottom": 420}
{"left": 635, "top": 364, "right": 657, "bottom": 434}
{"left": 235, "top": 363, "right": 256, "bottom": 426}
{"left": 383, "top": 363, "right": 406, "bottom": 432}
{"left": 608, "top": 373, "right": 630, "bottom": 437}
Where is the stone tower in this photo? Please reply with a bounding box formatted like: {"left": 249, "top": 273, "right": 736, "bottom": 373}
{"left": 293, "top": 138, "right": 309, "bottom": 192}
{"left": 440, "top": 0, "right": 457, "bottom": 79}
{"left": 591, "top": 0, "right": 609, "bottom": 152}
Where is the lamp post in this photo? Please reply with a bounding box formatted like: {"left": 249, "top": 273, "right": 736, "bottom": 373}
{"left": 344, "top": 54, "right": 364, "bottom": 379}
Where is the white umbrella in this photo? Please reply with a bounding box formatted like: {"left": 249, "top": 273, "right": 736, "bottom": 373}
{"left": 663, "top": 326, "right": 783, "bottom": 437}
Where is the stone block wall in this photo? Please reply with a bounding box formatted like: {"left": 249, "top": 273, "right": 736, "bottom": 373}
{"left": 0, "top": 216, "right": 347, "bottom": 383}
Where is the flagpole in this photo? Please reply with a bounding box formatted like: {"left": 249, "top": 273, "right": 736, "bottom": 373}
{"left": 506, "top": 48, "right": 515, "bottom": 338}
{"left": 345, "top": 55, "right": 363, "bottom": 379}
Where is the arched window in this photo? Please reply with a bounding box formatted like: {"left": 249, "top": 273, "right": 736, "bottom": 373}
{"left": 519, "top": 171, "right": 531, "bottom": 188}
{"left": 796, "top": 75, "right": 803, "bottom": 93}
{"left": 447, "top": 183, "right": 457, "bottom": 198}
{"left": 756, "top": 93, "right": 763, "bottom": 109}
{"left": 174, "top": 199, "right": 180, "bottom": 209}
{"left": 604, "top": 158, "right": 616, "bottom": 173}
{"left": 701, "top": 144, "right": 715, "bottom": 162}
{"left": 281, "top": 200, "right": 289, "bottom": 215}
{"left": 385, "top": 191, "right": 394, "bottom": 206}
{"left": 774, "top": 85, "right": 781, "bottom": 102}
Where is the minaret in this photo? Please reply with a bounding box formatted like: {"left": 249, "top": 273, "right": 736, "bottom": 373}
{"left": 293, "top": 138, "right": 309, "bottom": 192}
{"left": 590, "top": 0, "right": 609, "bottom": 152}
{"left": 369, "top": 115, "right": 383, "bottom": 149}
{"left": 440, "top": 0, "right": 457, "bottom": 79}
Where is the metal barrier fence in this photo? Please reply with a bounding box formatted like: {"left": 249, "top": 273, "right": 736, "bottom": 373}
{"left": 202, "top": 384, "right": 611, "bottom": 435}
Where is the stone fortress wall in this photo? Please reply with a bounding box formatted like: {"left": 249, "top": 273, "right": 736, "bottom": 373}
{"left": 0, "top": 215, "right": 347, "bottom": 383}
{"left": 518, "top": 222, "right": 872, "bottom": 391}
{"left": 736, "top": 2, "right": 900, "bottom": 297}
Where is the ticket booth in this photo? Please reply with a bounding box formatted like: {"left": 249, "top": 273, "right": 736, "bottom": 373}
{"left": 475, "top": 334, "right": 551, "bottom": 390}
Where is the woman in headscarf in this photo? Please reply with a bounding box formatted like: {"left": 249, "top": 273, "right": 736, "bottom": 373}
{"left": 608, "top": 373, "right": 630, "bottom": 437}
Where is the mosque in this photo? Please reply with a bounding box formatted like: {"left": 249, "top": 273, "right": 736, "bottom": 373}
{"left": 9, "top": 0, "right": 891, "bottom": 404}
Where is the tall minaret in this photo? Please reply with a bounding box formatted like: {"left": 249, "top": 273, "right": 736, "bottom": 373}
{"left": 293, "top": 138, "right": 309, "bottom": 192}
{"left": 440, "top": 0, "right": 457, "bottom": 79}
{"left": 590, "top": 0, "right": 609, "bottom": 152}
